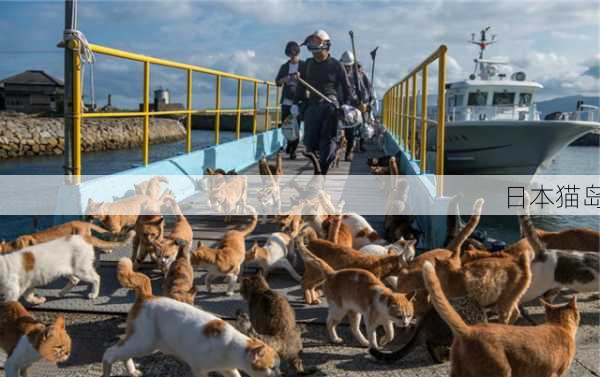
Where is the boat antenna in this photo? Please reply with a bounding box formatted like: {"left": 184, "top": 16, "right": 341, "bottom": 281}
{"left": 469, "top": 26, "right": 497, "bottom": 59}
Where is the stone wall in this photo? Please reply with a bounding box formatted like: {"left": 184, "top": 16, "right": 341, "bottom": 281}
{"left": 0, "top": 113, "right": 186, "bottom": 159}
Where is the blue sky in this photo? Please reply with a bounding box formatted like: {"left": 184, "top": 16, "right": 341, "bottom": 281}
{"left": 1, "top": 0, "right": 598, "bottom": 109}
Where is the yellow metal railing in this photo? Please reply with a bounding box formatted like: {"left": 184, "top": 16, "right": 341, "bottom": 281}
{"left": 382, "top": 45, "right": 447, "bottom": 195}
{"left": 69, "top": 41, "right": 280, "bottom": 175}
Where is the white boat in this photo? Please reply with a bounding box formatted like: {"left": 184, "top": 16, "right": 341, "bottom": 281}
{"left": 426, "top": 27, "right": 599, "bottom": 175}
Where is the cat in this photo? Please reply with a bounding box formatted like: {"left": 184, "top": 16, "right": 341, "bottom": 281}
{"left": 421, "top": 259, "right": 579, "bottom": 377}
{"left": 298, "top": 226, "right": 409, "bottom": 305}
{"left": 321, "top": 215, "right": 353, "bottom": 248}
{"left": 369, "top": 156, "right": 398, "bottom": 175}
{"left": 239, "top": 273, "right": 313, "bottom": 375}
{"left": 0, "top": 220, "right": 131, "bottom": 254}
{"left": 163, "top": 245, "right": 197, "bottom": 305}
{"left": 131, "top": 215, "right": 165, "bottom": 269}
{"left": 85, "top": 195, "right": 148, "bottom": 233}
{"left": 205, "top": 168, "right": 248, "bottom": 221}
{"left": 394, "top": 198, "right": 484, "bottom": 294}
{"left": 245, "top": 231, "right": 302, "bottom": 282}
{"left": 342, "top": 213, "right": 387, "bottom": 249}
{"left": 134, "top": 176, "right": 169, "bottom": 200}
{"left": 152, "top": 198, "right": 194, "bottom": 275}
{"left": 259, "top": 152, "right": 283, "bottom": 177}
{"left": 334, "top": 133, "right": 347, "bottom": 167}
{"left": 0, "top": 301, "right": 71, "bottom": 377}
{"left": 103, "top": 258, "right": 280, "bottom": 377}
{"left": 359, "top": 238, "right": 417, "bottom": 260}
{"left": 297, "top": 241, "right": 415, "bottom": 349}
{"left": 517, "top": 193, "right": 599, "bottom": 303}
{"left": 191, "top": 207, "right": 258, "bottom": 296}
{"left": 0, "top": 232, "right": 133, "bottom": 304}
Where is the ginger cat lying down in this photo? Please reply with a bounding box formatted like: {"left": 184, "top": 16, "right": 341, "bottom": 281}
{"left": 298, "top": 240, "right": 415, "bottom": 349}
{"left": 103, "top": 258, "right": 280, "bottom": 377}
{"left": 0, "top": 301, "right": 71, "bottom": 377}
{"left": 422, "top": 260, "right": 579, "bottom": 377}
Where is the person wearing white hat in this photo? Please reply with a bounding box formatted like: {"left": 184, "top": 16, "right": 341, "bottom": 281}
{"left": 292, "top": 29, "right": 357, "bottom": 174}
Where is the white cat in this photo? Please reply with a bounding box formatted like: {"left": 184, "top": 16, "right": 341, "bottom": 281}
{"left": 102, "top": 258, "right": 280, "bottom": 377}
{"left": 359, "top": 237, "right": 417, "bottom": 261}
{"left": 519, "top": 195, "right": 599, "bottom": 302}
{"left": 245, "top": 232, "right": 302, "bottom": 282}
{"left": 342, "top": 213, "right": 386, "bottom": 250}
{"left": 0, "top": 233, "right": 133, "bottom": 304}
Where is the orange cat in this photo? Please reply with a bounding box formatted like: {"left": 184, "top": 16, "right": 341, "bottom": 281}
{"left": 163, "top": 247, "right": 197, "bottom": 305}
{"left": 0, "top": 220, "right": 130, "bottom": 254}
{"left": 259, "top": 152, "right": 283, "bottom": 177}
{"left": 299, "top": 227, "right": 407, "bottom": 305}
{"left": 394, "top": 198, "right": 484, "bottom": 294}
{"left": 131, "top": 215, "right": 164, "bottom": 268}
{"left": 422, "top": 260, "right": 579, "bottom": 377}
{"left": 0, "top": 301, "right": 71, "bottom": 376}
{"left": 153, "top": 198, "right": 194, "bottom": 275}
{"left": 298, "top": 241, "right": 414, "bottom": 349}
{"left": 191, "top": 207, "right": 257, "bottom": 296}
{"left": 322, "top": 215, "right": 353, "bottom": 248}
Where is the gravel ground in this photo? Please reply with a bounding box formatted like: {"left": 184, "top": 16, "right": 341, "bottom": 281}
{"left": 1, "top": 292, "right": 598, "bottom": 377}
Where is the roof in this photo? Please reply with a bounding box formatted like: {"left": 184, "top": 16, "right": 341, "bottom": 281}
{"left": 0, "top": 70, "right": 64, "bottom": 87}
{"left": 448, "top": 79, "right": 543, "bottom": 90}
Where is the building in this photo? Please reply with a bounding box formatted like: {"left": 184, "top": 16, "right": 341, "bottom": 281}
{"left": 0, "top": 70, "right": 64, "bottom": 114}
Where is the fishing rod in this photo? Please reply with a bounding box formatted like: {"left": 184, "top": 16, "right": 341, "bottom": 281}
{"left": 348, "top": 30, "right": 364, "bottom": 104}
{"left": 370, "top": 46, "right": 378, "bottom": 89}
{"left": 296, "top": 76, "right": 337, "bottom": 108}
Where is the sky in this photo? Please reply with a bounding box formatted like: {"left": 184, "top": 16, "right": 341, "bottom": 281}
{"left": 0, "top": 0, "right": 598, "bottom": 109}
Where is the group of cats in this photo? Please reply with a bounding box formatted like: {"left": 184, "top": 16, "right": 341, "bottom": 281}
{"left": 0, "top": 166, "right": 598, "bottom": 377}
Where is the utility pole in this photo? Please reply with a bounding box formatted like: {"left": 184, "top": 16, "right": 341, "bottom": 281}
{"left": 63, "top": 0, "right": 75, "bottom": 177}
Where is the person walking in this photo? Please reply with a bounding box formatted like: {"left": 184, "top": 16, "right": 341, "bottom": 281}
{"left": 293, "top": 30, "right": 356, "bottom": 175}
{"left": 275, "top": 41, "right": 304, "bottom": 159}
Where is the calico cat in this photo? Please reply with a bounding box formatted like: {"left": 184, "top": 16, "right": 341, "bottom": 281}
{"left": 341, "top": 213, "right": 386, "bottom": 249}
{"left": 0, "top": 301, "right": 71, "bottom": 377}
{"left": 0, "top": 232, "right": 134, "bottom": 304}
{"left": 0, "top": 220, "right": 131, "bottom": 254}
{"left": 240, "top": 273, "right": 314, "bottom": 375}
{"left": 103, "top": 258, "right": 280, "bottom": 377}
{"left": 163, "top": 246, "right": 197, "bottom": 305}
{"left": 298, "top": 241, "right": 415, "bottom": 349}
{"left": 518, "top": 193, "right": 599, "bottom": 302}
{"left": 422, "top": 260, "right": 579, "bottom": 377}
{"left": 191, "top": 208, "right": 258, "bottom": 296}
{"left": 153, "top": 198, "right": 194, "bottom": 275}
{"left": 299, "top": 227, "right": 408, "bottom": 305}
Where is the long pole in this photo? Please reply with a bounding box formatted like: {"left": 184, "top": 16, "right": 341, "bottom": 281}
{"left": 63, "top": 0, "right": 75, "bottom": 177}
{"left": 348, "top": 31, "right": 363, "bottom": 103}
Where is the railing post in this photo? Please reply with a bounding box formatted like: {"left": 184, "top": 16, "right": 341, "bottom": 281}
{"left": 264, "top": 83, "right": 270, "bottom": 131}
{"left": 420, "top": 64, "right": 428, "bottom": 173}
{"left": 186, "top": 68, "right": 192, "bottom": 153}
{"left": 394, "top": 87, "right": 399, "bottom": 138}
{"left": 72, "top": 40, "right": 82, "bottom": 177}
{"left": 236, "top": 79, "right": 242, "bottom": 139}
{"left": 411, "top": 73, "right": 418, "bottom": 158}
{"left": 215, "top": 74, "right": 221, "bottom": 145}
{"left": 398, "top": 84, "right": 403, "bottom": 143}
{"left": 436, "top": 46, "right": 447, "bottom": 196}
{"left": 253, "top": 81, "right": 258, "bottom": 134}
{"left": 403, "top": 81, "right": 409, "bottom": 149}
{"left": 143, "top": 61, "right": 150, "bottom": 166}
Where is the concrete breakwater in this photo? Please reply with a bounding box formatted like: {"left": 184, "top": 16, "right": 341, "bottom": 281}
{"left": 0, "top": 113, "right": 186, "bottom": 159}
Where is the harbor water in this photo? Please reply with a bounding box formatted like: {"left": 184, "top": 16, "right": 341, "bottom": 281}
{"left": 0, "top": 131, "right": 597, "bottom": 241}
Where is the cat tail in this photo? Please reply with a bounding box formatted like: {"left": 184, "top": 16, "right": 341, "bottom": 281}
{"left": 447, "top": 198, "right": 484, "bottom": 258}
{"left": 369, "top": 317, "right": 423, "bottom": 363}
{"left": 422, "top": 261, "right": 472, "bottom": 338}
{"left": 86, "top": 229, "right": 136, "bottom": 250}
{"left": 239, "top": 205, "right": 258, "bottom": 237}
{"left": 297, "top": 230, "right": 335, "bottom": 280}
{"left": 117, "top": 257, "right": 153, "bottom": 299}
{"left": 444, "top": 193, "right": 465, "bottom": 247}
{"left": 517, "top": 192, "right": 546, "bottom": 261}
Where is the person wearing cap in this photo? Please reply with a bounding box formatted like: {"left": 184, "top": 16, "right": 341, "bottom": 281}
{"left": 292, "top": 29, "right": 357, "bottom": 175}
{"left": 276, "top": 41, "right": 304, "bottom": 159}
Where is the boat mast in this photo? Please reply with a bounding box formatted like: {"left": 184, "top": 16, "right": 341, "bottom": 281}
{"left": 469, "top": 26, "right": 497, "bottom": 79}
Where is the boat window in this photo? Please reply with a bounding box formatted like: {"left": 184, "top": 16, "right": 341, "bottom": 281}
{"left": 448, "top": 95, "right": 456, "bottom": 107}
{"left": 455, "top": 94, "right": 464, "bottom": 106}
{"left": 468, "top": 91, "right": 488, "bottom": 106}
{"left": 493, "top": 92, "right": 515, "bottom": 106}
{"left": 519, "top": 93, "right": 532, "bottom": 106}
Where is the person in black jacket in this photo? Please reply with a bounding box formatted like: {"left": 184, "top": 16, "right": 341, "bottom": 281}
{"left": 275, "top": 41, "right": 303, "bottom": 159}
{"left": 293, "top": 30, "right": 356, "bottom": 175}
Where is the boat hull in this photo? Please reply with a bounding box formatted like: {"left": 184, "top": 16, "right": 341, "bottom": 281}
{"left": 426, "top": 120, "right": 599, "bottom": 175}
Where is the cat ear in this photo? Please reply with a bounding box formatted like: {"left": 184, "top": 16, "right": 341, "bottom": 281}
{"left": 568, "top": 295, "right": 577, "bottom": 309}
{"left": 249, "top": 344, "right": 266, "bottom": 362}
{"left": 406, "top": 291, "right": 417, "bottom": 302}
{"left": 53, "top": 315, "right": 65, "bottom": 329}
